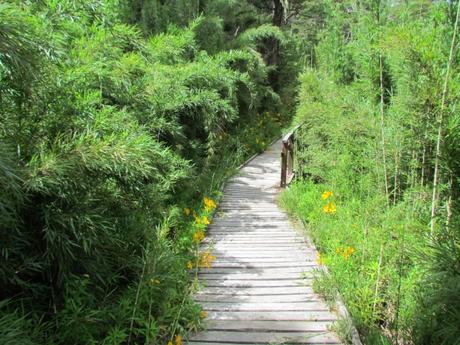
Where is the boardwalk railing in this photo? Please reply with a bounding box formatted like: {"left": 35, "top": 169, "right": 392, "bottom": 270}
{"left": 280, "top": 125, "right": 302, "bottom": 188}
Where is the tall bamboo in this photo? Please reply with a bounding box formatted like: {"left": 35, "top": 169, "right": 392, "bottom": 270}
{"left": 379, "top": 53, "right": 390, "bottom": 205}
{"left": 430, "top": 1, "right": 460, "bottom": 235}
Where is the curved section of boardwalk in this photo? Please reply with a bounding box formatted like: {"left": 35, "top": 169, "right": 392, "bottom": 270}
{"left": 188, "top": 140, "right": 341, "bottom": 345}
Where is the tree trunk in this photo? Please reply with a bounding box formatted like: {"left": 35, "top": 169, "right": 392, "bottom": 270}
{"left": 273, "top": 0, "right": 284, "bottom": 27}
{"left": 266, "top": 0, "right": 285, "bottom": 91}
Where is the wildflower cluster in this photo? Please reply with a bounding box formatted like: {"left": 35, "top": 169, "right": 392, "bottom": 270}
{"left": 192, "top": 230, "right": 204, "bottom": 243}
{"left": 167, "top": 334, "right": 182, "bottom": 345}
{"left": 336, "top": 246, "right": 355, "bottom": 260}
{"left": 198, "top": 251, "right": 216, "bottom": 268}
{"left": 316, "top": 253, "right": 325, "bottom": 265}
{"left": 195, "top": 215, "right": 210, "bottom": 226}
{"left": 321, "top": 190, "right": 337, "bottom": 214}
{"left": 323, "top": 202, "right": 336, "bottom": 214}
{"left": 203, "top": 196, "right": 217, "bottom": 212}
{"left": 322, "top": 191, "right": 333, "bottom": 200}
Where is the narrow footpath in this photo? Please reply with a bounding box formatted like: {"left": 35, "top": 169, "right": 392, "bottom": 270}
{"left": 188, "top": 139, "right": 342, "bottom": 345}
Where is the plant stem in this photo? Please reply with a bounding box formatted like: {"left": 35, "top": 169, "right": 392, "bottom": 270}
{"left": 430, "top": 0, "right": 460, "bottom": 235}
{"left": 128, "top": 246, "right": 148, "bottom": 345}
{"left": 372, "top": 244, "right": 384, "bottom": 320}
{"left": 379, "top": 53, "right": 390, "bottom": 205}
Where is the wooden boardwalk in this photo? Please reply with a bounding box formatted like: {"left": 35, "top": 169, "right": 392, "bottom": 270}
{"left": 188, "top": 140, "right": 342, "bottom": 345}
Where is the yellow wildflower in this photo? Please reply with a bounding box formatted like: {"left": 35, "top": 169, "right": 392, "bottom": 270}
{"left": 203, "top": 197, "right": 217, "bottom": 211}
{"left": 186, "top": 261, "right": 193, "bottom": 269}
{"left": 323, "top": 202, "right": 337, "bottom": 214}
{"left": 175, "top": 335, "right": 182, "bottom": 345}
{"left": 183, "top": 208, "right": 191, "bottom": 216}
{"left": 168, "top": 342, "right": 173, "bottom": 345}
{"left": 194, "top": 215, "right": 201, "bottom": 225}
{"left": 321, "top": 191, "right": 333, "bottom": 200}
{"left": 202, "top": 216, "right": 210, "bottom": 225}
{"left": 192, "top": 230, "right": 205, "bottom": 243}
{"left": 316, "top": 253, "right": 325, "bottom": 265}
{"left": 199, "top": 251, "right": 216, "bottom": 268}
{"left": 199, "top": 310, "right": 208, "bottom": 319}
{"left": 339, "top": 246, "right": 355, "bottom": 260}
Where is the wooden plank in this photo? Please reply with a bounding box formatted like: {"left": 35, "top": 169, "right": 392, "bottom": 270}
{"left": 204, "top": 250, "right": 312, "bottom": 261}
{"left": 207, "top": 236, "right": 303, "bottom": 242}
{"left": 210, "top": 246, "right": 310, "bottom": 250}
{"left": 199, "top": 267, "right": 314, "bottom": 274}
{"left": 198, "top": 286, "right": 314, "bottom": 296}
{"left": 206, "top": 239, "right": 305, "bottom": 244}
{"left": 212, "top": 257, "right": 316, "bottom": 263}
{"left": 200, "top": 280, "right": 312, "bottom": 288}
{"left": 204, "top": 311, "right": 337, "bottom": 322}
{"left": 189, "top": 331, "right": 341, "bottom": 344}
{"left": 194, "top": 294, "right": 318, "bottom": 303}
{"left": 198, "top": 273, "right": 312, "bottom": 281}
{"left": 205, "top": 251, "right": 311, "bottom": 257}
{"left": 204, "top": 320, "right": 331, "bottom": 332}
{"left": 204, "top": 239, "right": 304, "bottom": 244}
{"left": 200, "top": 301, "right": 329, "bottom": 312}
{"left": 209, "top": 229, "right": 298, "bottom": 234}
{"left": 209, "top": 262, "right": 316, "bottom": 269}
{"left": 210, "top": 221, "right": 291, "bottom": 226}
{"left": 204, "top": 247, "right": 308, "bottom": 253}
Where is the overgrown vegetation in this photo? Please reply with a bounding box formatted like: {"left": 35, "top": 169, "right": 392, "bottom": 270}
{"left": 4, "top": 0, "right": 459, "bottom": 344}
{"left": 0, "top": 1, "right": 298, "bottom": 344}
{"left": 281, "top": 1, "right": 460, "bottom": 344}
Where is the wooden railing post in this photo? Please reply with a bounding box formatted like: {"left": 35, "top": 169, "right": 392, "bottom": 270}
{"left": 281, "top": 144, "right": 287, "bottom": 187}
{"left": 280, "top": 124, "right": 302, "bottom": 188}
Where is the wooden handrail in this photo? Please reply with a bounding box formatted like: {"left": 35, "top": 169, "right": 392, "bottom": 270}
{"left": 280, "top": 124, "right": 302, "bottom": 188}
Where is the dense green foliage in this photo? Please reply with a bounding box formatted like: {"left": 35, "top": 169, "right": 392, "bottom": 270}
{"left": 282, "top": 1, "right": 460, "bottom": 344}
{"left": 0, "top": 1, "right": 297, "bottom": 344}
{"left": 4, "top": 0, "right": 459, "bottom": 344}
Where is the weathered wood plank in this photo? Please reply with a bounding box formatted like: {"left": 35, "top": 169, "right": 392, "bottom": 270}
{"left": 204, "top": 311, "right": 337, "bottom": 322}
{"left": 198, "top": 286, "right": 315, "bottom": 296}
{"left": 211, "top": 258, "right": 316, "bottom": 265}
{"left": 204, "top": 239, "right": 304, "bottom": 244}
{"left": 190, "top": 331, "right": 341, "bottom": 344}
{"left": 200, "top": 301, "right": 329, "bottom": 312}
{"left": 199, "top": 267, "right": 314, "bottom": 274}
{"left": 204, "top": 320, "right": 331, "bottom": 332}
{"left": 200, "top": 280, "right": 312, "bottom": 288}
{"left": 208, "top": 262, "right": 316, "bottom": 269}
{"left": 204, "top": 250, "right": 311, "bottom": 261}
{"left": 194, "top": 294, "right": 318, "bottom": 303}
{"left": 198, "top": 272, "right": 311, "bottom": 281}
